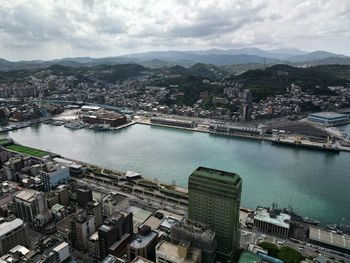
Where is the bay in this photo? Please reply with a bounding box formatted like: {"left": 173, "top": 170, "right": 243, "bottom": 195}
{"left": 5, "top": 123, "right": 350, "bottom": 225}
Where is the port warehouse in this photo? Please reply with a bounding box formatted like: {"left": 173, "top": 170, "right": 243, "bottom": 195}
{"left": 150, "top": 117, "right": 197, "bottom": 128}
{"left": 308, "top": 112, "right": 349, "bottom": 126}
{"left": 209, "top": 124, "right": 263, "bottom": 135}
{"left": 308, "top": 226, "right": 350, "bottom": 255}
{"left": 82, "top": 110, "right": 127, "bottom": 127}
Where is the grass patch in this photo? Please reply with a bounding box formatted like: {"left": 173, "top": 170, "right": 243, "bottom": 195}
{"left": 5, "top": 144, "right": 48, "bottom": 157}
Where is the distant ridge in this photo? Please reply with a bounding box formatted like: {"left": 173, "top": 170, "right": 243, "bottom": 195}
{"left": 0, "top": 48, "right": 349, "bottom": 71}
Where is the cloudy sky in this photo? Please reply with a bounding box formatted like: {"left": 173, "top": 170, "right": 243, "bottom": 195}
{"left": 1, "top": 0, "right": 350, "bottom": 61}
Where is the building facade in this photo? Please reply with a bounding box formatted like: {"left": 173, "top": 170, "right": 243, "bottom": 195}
{"left": 188, "top": 167, "right": 242, "bottom": 261}
{"left": 40, "top": 164, "right": 70, "bottom": 192}
{"left": 70, "top": 212, "right": 96, "bottom": 251}
{"left": 14, "top": 189, "right": 47, "bottom": 223}
{"left": 127, "top": 225, "right": 158, "bottom": 262}
{"left": 0, "top": 219, "right": 30, "bottom": 256}
{"left": 308, "top": 112, "right": 349, "bottom": 126}
{"left": 156, "top": 240, "right": 202, "bottom": 263}
{"left": 253, "top": 207, "right": 290, "bottom": 239}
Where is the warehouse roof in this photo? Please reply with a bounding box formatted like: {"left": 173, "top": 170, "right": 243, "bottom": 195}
{"left": 309, "top": 226, "right": 350, "bottom": 251}
{"left": 253, "top": 207, "right": 291, "bottom": 229}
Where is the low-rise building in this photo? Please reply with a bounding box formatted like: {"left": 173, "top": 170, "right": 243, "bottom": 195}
{"left": 82, "top": 110, "right": 127, "bottom": 127}
{"left": 253, "top": 207, "right": 290, "bottom": 239}
{"left": 308, "top": 112, "right": 349, "bottom": 126}
{"left": 156, "top": 240, "right": 202, "bottom": 263}
{"left": 40, "top": 163, "right": 70, "bottom": 192}
{"left": 0, "top": 219, "right": 30, "bottom": 256}
{"left": 150, "top": 117, "right": 196, "bottom": 128}
{"left": 170, "top": 220, "right": 216, "bottom": 263}
{"left": 46, "top": 242, "right": 70, "bottom": 263}
{"left": 103, "top": 193, "right": 129, "bottom": 218}
{"left": 127, "top": 225, "right": 158, "bottom": 262}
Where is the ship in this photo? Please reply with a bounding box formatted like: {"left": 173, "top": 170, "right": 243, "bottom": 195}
{"left": 275, "top": 204, "right": 321, "bottom": 225}
{"left": 272, "top": 137, "right": 340, "bottom": 153}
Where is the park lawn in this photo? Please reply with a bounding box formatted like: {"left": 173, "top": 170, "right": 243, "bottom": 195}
{"left": 5, "top": 144, "right": 48, "bottom": 157}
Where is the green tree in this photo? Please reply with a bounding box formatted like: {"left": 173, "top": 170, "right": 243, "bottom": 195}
{"left": 277, "top": 246, "right": 303, "bottom": 263}
{"left": 259, "top": 242, "right": 280, "bottom": 257}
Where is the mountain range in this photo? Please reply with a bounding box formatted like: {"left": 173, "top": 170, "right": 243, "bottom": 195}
{"left": 1, "top": 48, "right": 350, "bottom": 71}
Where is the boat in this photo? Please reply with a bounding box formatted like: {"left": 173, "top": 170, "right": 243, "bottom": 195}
{"left": 90, "top": 124, "right": 111, "bottom": 131}
{"left": 272, "top": 138, "right": 340, "bottom": 153}
{"left": 51, "top": 120, "right": 66, "bottom": 126}
{"left": 64, "top": 121, "right": 85, "bottom": 130}
{"left": 42, "top": 119, "right": 53, "bottom": 124}
{"left": 280, "top": 206, "right": 320, "bottom": 225}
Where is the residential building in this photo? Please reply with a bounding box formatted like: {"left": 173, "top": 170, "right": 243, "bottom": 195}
{"left": 87, "top": 200, "right": 103, "bottom": 228}
{"left": 55, "top": 185, "right": 69, "bottom": 206}
{"left": 88, "top": 231, "right": 100, "bottom": 260}
{"left": 70, "top": 211, "right": 96, "bottom": 251}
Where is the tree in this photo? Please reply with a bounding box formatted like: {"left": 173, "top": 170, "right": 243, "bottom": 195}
{"left": 277, "top": 246, "right": 303, "bottom": 263}
{"left": 259, "top": 242, "right": 280, "bottom": 257}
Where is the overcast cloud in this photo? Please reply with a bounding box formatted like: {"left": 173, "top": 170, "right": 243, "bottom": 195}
{"left": 0, "top": 0, "right": 350, "bottom": 60}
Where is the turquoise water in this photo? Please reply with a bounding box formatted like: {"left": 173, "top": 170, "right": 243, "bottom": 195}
{"left": 5, "top": 123, "right": 350, "bottom": 225}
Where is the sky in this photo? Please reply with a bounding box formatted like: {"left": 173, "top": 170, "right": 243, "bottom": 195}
{"left": 0, "top": 0, "right": 350, "bottom": 61}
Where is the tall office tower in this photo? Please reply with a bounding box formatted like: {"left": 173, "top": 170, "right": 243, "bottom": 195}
{"left": 188, "top": 167, "right": 242, "bottom": 262}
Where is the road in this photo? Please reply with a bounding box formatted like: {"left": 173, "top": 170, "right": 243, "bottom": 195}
{"left": 240, "top": 227, "right": 350, "bottom": 263}
{"left": 73, "top": 177, "right": 188, "bottom": 215}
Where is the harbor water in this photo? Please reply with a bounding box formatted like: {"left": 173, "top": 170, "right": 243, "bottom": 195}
{"left": 4, "top": 123, "right": 350, "bottom": 225}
